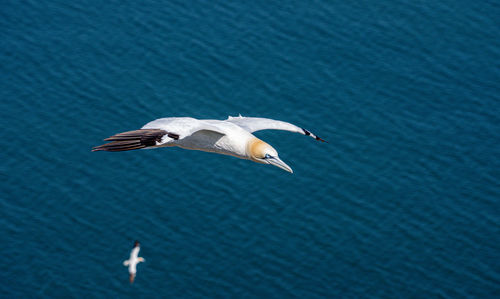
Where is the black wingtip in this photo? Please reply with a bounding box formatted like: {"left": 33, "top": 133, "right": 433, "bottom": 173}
{"left": 303, "top": 128, "right": 327, "bottom": 143}
{"left": 316, "top": 136, "right": 327, "bottom": 143}
{"left": 92, "top": 129, "right": 169, "bottom": 152}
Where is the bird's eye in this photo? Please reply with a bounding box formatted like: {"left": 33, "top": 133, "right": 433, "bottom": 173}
{"left": 265, "top": 153, "right": 271, "bottom": 159}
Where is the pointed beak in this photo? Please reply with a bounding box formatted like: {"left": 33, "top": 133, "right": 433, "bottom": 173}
{"left": 266, "top": 156, "right": 293, "bottom": 173}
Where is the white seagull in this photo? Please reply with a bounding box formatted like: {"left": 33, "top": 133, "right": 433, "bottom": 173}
{"left": 93, "top": 116, "right": 325, "bottom": 173}
{"left": 123, "top": 241, "right": 145, "bottom": 284}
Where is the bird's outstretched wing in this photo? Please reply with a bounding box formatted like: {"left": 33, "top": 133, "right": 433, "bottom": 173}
{"left": 226, "top": 116, "right": 326, "bottom": 142}
{"left": 93, "top": 117, "right": 226, "bottom": 152}
{"left": 141, "top": 117, "right": 225, "bottom": 139}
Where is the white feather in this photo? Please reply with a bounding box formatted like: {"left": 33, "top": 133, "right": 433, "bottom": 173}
{"left": 226, "top": 116, "right": 304, "bottom": 134}
{"left": 95, "top": 116, "right": 324, "bottom": 173}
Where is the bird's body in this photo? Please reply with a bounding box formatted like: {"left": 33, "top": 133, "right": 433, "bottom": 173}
{"left": 145, "top": 117, "right": 252, "bottom": 159}
{"left": 94, "top": 116, "right": 325, "bottom": 173}
{"left": 123, "top": 242, "right": 145, "bottom": 284}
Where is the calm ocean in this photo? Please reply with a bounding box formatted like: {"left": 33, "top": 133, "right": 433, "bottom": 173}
{"left": 1, "top": 0, "right": 499, "bottom": 297}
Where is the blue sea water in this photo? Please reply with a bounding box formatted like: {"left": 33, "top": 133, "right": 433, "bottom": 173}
{"left": 1, "top": 0, "right": 499, "bottom": 297}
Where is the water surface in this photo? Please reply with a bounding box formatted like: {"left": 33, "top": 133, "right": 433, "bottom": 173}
{"left": 1, "top": 0, "right": 499, "bottom": 297}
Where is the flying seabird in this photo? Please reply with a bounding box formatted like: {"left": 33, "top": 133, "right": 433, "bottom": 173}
{"left": 123, "top": 241, "right": 145, "bottom": 284}
{"left": 93, "top": 116, "right": 325, "bottom": 173}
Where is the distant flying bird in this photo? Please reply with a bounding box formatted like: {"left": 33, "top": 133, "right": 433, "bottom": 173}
{"left": 93, "top": 116, "right": 325, "bottom": 173}
{"left": 123, "top": 241, "right": 145, "bottom": 284}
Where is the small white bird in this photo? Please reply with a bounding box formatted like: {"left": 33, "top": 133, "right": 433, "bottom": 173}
{"left": 123, "top": 241, "right": 145, "bottom": 284}
{"left": 93, "top": 116, "right": 325, "bottom": 173}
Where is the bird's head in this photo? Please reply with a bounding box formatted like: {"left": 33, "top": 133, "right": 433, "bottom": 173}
{"left": 248, "top": 138, "right": 293, "bottom": 173}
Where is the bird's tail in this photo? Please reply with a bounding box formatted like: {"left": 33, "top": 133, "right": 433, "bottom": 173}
{"left": 92, "top": 129, "right": 173, "bottom": 152}
{"left": 123, "top": 260, "right": 130, "bottom": 266}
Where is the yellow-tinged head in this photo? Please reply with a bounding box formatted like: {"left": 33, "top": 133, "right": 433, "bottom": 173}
{"left": 247, "top": 138, "right": 293, "bottom": 173}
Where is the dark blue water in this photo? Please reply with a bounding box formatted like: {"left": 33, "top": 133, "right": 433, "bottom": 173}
{"left": 1, "top": 0, "right": 499, "bottom": 297}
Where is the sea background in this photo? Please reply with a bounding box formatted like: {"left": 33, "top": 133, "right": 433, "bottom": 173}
{"left": 1, "top": 0, "right": 499, "bottom": 297}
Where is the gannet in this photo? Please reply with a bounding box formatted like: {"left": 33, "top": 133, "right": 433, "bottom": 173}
{"left": 93, "top": 116, "right": 325, "bottom": 173}
{"left": 123, "top": 241, "right": 145, "bottom": 284}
